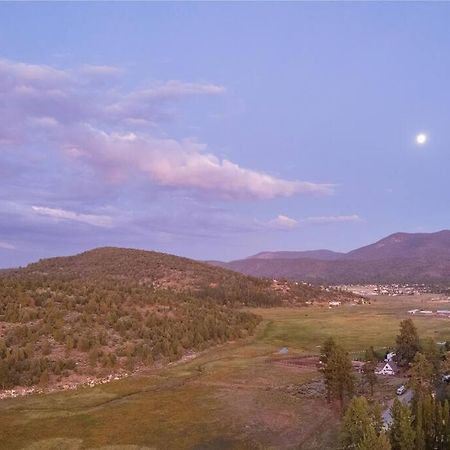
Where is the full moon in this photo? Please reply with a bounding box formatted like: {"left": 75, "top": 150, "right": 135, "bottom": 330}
{"left": 416, "top": 133, "right": 427, "bottom": 145}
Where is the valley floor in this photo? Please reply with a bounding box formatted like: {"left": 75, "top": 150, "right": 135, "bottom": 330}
{"left": 1, "top": 295, "right": 450, "bottom": 450}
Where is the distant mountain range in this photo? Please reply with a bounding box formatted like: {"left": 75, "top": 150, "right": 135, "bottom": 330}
{"left": 209, "top": 230, "right": 450, "bottom": 284}
{"left": 248, "top": 249, "right": 344, "bottom": 261}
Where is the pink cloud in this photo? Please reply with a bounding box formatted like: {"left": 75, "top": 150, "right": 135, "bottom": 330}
{"left": 32, "top": 206, "right": 113, "bottom": 228}
{"left": 0, "top": 241, "right": 15, "bottom": 250}
{"left": 0, "top": 58, "right": 334, "bottom": 200}
{"left": 268, "top": 215, "right": 299, "bottom": 229}
{"left": 65, "top": 126, "right": 333, "bottom": 199}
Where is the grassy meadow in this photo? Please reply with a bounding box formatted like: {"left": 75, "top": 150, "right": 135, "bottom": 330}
{"left": 1, "top": 295, "right": 450, "bottom": 450}
{"left": 254, "top": 295, "right": 450, "bottom": 355}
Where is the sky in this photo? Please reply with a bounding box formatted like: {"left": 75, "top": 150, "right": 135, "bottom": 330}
{"left": 1, "top": 2, "right": 450, "bottom": 267}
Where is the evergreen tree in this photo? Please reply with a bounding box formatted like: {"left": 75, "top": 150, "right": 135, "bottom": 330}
{"left": 421, "top": 394, "right": 435, "bottom": 449}
{"left": 363, "top": 346, "right": 378, "bottom": 397}
{"left": 39, "top": 369, "right": 49, "bottom": 387}
{"left": 372, "top": 401, "right": 384, "bottom": 434}
{"left": 441, "top": 351, "right": 450, "bottom": 375}
{"left": 435, "top": 400, "right": 444, "bottom": 450}
{"left": 358, "top": 427, "right": 391, "bottom": 450}
{"left": 390, "top": 399, "right": 415, "bottom": 450}
{"left": 422, "top": 338, "right": 442, "bottom": 383}
{"left": 443, "top": 399, "right": 450, "bottom": 448}
{"left": 323, "top": 341, "right": 354, "bottom": 408}
{"left": 320, "top": 336, "right": 337, "bottom": 366}
{"left": 410, "top": 353, "right": 433, "bottom": 398}
{"left": 395, "top": 319, "right": 420, "bottom": 367}
{"left": 414, "top": 396, "right": 426, "bottom": 450}
{"left": 341, "top": 396, "right": 374, "bottom": 449}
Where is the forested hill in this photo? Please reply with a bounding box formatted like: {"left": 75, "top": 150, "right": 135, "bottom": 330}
{"left": 0, "top": 247, "right": 355, "bottom": 391}
{"left": 24, "top": 247, "right": 244, "bottom": 283}
{"left": 18, "top": 247, "right": 352, "bottom": 306}
{"left": 23, "top": 247, "right": 274, "bottom": 295}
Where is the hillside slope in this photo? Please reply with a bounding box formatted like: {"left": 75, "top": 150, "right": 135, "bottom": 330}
{"left": 22, "top": 247, "right": 348, "bottom": 305}
{"left": 24, "top": 247, "right": 278, "bottom": 299}
{"left": 345, "top": 230, "right": 450, "bottom": 260}
{"left": 0, "top": 247, "right": 354, "bottom": 391}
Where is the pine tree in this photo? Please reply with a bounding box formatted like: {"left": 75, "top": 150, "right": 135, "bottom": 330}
{"left": 341, "top": 396, "right": 374, "bottom": 449}
{"left": 357, "top": 427, "right": 391, "bottom": 450}
{"left": 39, "top": 369, "right": 49, "bottom": 387}
{"left": 435, "top": 400, "right": 444, "bottom": 449}
{"left": 372, "top": 402, "right": 384, "bottom": 434}
{"left": 414, "top": 396, "right": 425, "bottom": 450}
{"left": 441, "top": 351, "right": 450, "bottom": 376}
{"left": 422, "top": 338, "right": 442, "bottom": 383}
{"left": 321, "top": 336, "right": 337, "bottom": 403}
{"left": 363, "top": 347, "right": 378, "bottom": 397}
{"left": 395, "top": 319, "right": 420, "bottom": 367}
{"left": 410, "top": 353, "right": 433, "bottom": 398}
{"left": 443, "top": 399, "right": 450, "bottom": 448}
{"left": 390, "top": 399, "right": 415, "bottom": 450}
{"left": 320, "top": 336, "right": 337, "bottom": 366}
{"left": 422, "top": 394, "right": 435, "bottom": 449}
{"left": 323, "top": 342, "right": 354, "bottom": 408}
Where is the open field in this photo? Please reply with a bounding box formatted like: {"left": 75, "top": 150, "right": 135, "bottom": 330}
{"left": 1, "top": 295, "right": 450, "bottom": 450}
{"left": 253, "top": 295, "right": 450, "bottom": 355}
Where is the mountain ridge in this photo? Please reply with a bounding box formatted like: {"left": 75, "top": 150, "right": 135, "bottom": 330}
{"left": 211, "top": 230, "right": 450, "bottom": 283}
{"left": 247, "top": 249, "right": 344, "bottom": 261}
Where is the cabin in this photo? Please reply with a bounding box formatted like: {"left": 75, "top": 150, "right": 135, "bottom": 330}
{"left": 375, "top": 361, "right": 398, "bottom": 376}
{"left": 385, "top": 351, "right": 396, "bottom": 362}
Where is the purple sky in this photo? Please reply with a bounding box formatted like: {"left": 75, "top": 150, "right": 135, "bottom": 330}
{"left": 1, "top": 2, "right": 450, "bottom": 267}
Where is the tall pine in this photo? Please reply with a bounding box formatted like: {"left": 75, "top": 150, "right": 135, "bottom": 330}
{"left": 395, "top": 319, "right": 420, "bottom": 367}
{"left": 390, "top": 399, "right": 415, "bottom": 450}
{"left": 362, "top": 346, "right": 378, "bottom": 397}
{"left": 323, "top": 341, "right": 354, "bottom": 408}
{"left": 341, "top": 396, "right": 373, "bottom": 448}
{"left": 410, "top": 353, "right": 433, "bottom": 399}
{"left": 357, "top": 427, "right": 391, "bottom": 450}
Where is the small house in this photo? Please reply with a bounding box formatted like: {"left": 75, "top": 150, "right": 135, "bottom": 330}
{"left": 375, "top": 361, "right": 398, "bottom": 376}
{"left": 385, "top": 352, "right": 396, "bottom": 362}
